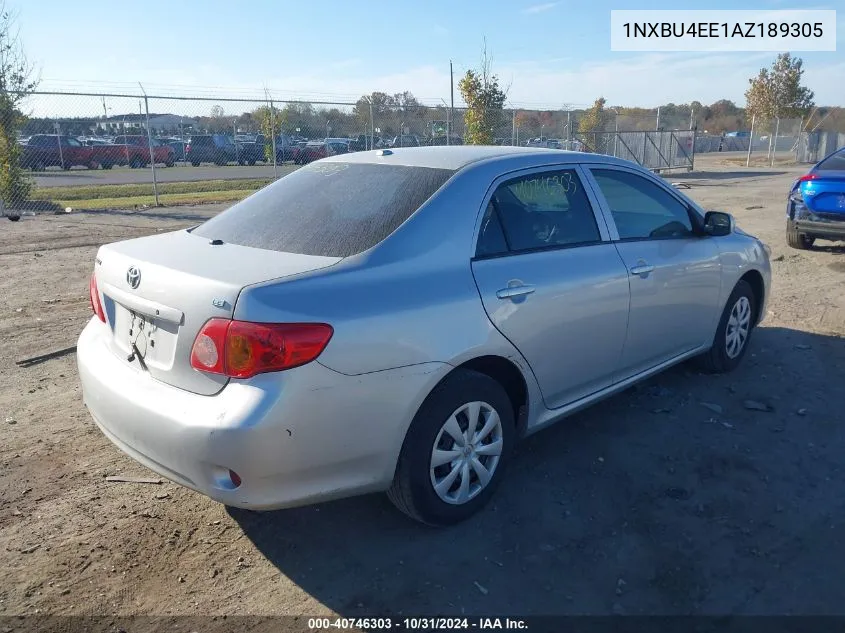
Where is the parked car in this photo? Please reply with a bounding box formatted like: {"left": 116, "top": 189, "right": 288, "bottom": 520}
{"left": 390, "top": 135, "right": 420, "bottom": 148}
{"left": 185, "top": 134, "right": 238, "bottom": 166}
{"left": 235, "top": 134, "right": 266, "bottom": 165}
{"left": 160, "top": 137, "right": 188, "bottom": 162}
{"left": 294, "top": 140, "right": 349, "bottom": 164}
{"left": 21, "top": 134, "right": 96, "bottom": 170}
{"left": 78, "top": 146, "right": 771, "bottom": 526}
{"left": 111, "top": 135, "right": 175, "bottom": 168}
{"left": 786, "top": 146, "right": 845, "bottom": 249}
{"left": 274, "top": 135, "right": 299, "bottom": 162}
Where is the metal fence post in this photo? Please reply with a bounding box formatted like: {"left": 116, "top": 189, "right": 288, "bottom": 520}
{"left": 367, "top": 97, "right": 372, "bottom": 149}
{"left": 745, "top": 114, "right": 756, "bottom": 167}
{"left": 266, "top": 90, "right": 278, "bottom": 179}
{"left": 771, "top": 117, "right": 780, "bottom": 167}
{"left": 139, "top": 83, "right": 159, "bottom": 206}
{"left": 54, "top": 122, "right": 64, "bottom": 170}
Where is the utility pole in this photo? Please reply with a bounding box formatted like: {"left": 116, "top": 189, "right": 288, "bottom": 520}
{"left": 449, "top": 60, "right": 454, "bottom": 143}
{"left": 656, "top": 106, "right": 661, "bottom": 131}
{"left": 689, "top": 106, "right": 694, "bottom": 131}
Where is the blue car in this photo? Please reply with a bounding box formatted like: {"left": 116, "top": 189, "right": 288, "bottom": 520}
{"left": 787, "top": 147, "right": 845, "bottom": 249}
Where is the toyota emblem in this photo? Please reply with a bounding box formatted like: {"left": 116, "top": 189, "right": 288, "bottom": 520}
{"left": 126, "top": 266, "right": 141, "bottom": 289}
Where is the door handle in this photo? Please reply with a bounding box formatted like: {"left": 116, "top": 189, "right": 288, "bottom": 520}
{"left": 630, "top": 264, "right": 655, "bottom": 276}
{"left": 496, "top": 285, "right": 536, "bottom": 299}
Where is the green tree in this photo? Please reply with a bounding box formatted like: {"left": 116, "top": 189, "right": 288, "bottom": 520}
{"left": 578, "top": 97, "right": 609, "bottom": 135}
{"left": 458, "top": 43, "right": 507, "bottom": 145}
{"left": 252, "top": 105, "right": 287, "bottom": 161}
{"left": 745, "top": 53, "right": 814, "bottom": 120}
{"left": 0, "top": 1, "right": 38, "bottom": 210}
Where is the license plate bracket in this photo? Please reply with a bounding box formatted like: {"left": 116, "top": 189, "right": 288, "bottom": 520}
{"left": 127, "top": 309, "right": 158, "bottom": 360}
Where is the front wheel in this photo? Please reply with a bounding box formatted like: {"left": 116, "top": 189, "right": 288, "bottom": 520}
{"left": 786, "top": 219, "right": 815, "bottom": 249}
{"left": 696, "top": 280, "right": 756, "bottom": 373}
{"left": 387, "top": 369, "right": 515, "bottom": 526}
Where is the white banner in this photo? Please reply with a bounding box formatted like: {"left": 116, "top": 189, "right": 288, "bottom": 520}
{"left": 610, "top": 10, "right": 837, "bottom": 52}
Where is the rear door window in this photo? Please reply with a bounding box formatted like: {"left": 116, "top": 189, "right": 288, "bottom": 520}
{"left": 192, "top": 162, "right": 454, "bottom": 257}
{"left": 484, "top": 169, "right": 602, "bottom": 253}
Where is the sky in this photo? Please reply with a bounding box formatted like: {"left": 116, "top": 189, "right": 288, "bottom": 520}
{"left": 14, "top": 0, "right": 845, "bottom": 112}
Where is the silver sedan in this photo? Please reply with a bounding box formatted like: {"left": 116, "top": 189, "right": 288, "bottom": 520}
{"left": 77, "top": 146, "right": 771, "bottom": 526}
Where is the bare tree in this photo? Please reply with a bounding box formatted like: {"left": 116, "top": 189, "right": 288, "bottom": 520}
{"left": 0, "top": 0, "right": 38, "bottom": 212}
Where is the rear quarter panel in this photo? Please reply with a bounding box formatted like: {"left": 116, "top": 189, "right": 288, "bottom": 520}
{"left": 233, "top": 163, "right": 537, "bottom": 379}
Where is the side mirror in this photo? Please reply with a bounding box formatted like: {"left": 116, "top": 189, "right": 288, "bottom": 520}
{"left": 703, "top": 211, "right": 734, "bottom": 237}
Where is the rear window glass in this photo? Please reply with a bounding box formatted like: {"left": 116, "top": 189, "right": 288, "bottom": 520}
{"left": 192, "top": 162, "right": 454, "bottom": 257}
{"left": 817, "top": 150, "right": 845, "bottom": 171}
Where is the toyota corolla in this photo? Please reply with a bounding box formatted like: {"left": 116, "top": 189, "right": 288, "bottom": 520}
{"left": 78, "top": 146, "right": 771, "bottom": 526}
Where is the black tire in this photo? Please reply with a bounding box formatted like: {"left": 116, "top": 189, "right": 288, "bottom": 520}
{"left": 387, "top": 369, "right": 515, "bottom": 526}
{"left": 696, "top": 280, "right": 756, "bottom": 374}
{"left": 191, "top": 161, "right": 200, "bottom": 167}
{"left": 129, "top": 157, "right": 143, "bottom": 169}
{"left": 786, "top": 219, "right": 814, "bottom": 249}
{"left": 7, "top": 214, "right": 21, "bottom": 222}
{"left": 165, "top": 160, "right": 174, "bottom": 168}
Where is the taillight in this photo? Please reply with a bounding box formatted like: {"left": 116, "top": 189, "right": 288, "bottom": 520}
{"left": 89, "top": 273, "right": 106, "bottom": 323}
{"left": 190, "top": 319, "right": 333, "bottom": 379}
{"left": 798, "top": 173, "right": 818, "bottom": 183}
{"left": 185, "top": 143, "right": 191, "bottom": 153}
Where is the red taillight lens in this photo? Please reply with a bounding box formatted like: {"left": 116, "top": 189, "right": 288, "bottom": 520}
{"left": 89, "top": 273, "right": 106, "bottom": 323}
{"left": 798, "top": 173, "right": 818, "bottom": 183}
{"left": 190, "top": 319, "right": 333, "bottom": 379}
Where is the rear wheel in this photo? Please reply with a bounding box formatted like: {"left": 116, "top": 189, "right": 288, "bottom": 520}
{"left": 696, "top": 280, "right": 755, "bottom": 374}
{"left": 786, "top": 219, "right": 815, "bottom": 249}
{"left": 387, "top": 369, "right": 515, "bottom": 526}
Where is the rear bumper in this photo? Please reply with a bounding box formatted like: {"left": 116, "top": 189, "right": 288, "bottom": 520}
{"left": 77, "top": 318, "right": 450, "bottom": 510}
{"left": 795, "top": 219, "right": 845, "bottom": 240}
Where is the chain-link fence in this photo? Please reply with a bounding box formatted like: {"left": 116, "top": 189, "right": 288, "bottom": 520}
{"left": 3, "top": 90, "right": 703, "bottom": 217}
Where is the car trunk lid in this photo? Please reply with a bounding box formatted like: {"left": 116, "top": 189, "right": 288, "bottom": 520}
{"left": 802, "top": 170, "right": 845, "bottom": 215}
{"left": 94, "top": 229, "right": 341, "bottom": 395}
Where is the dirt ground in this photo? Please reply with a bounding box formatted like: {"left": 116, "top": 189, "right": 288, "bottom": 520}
{"left": 1, "top": 153, "right": 844, "bottom": 623}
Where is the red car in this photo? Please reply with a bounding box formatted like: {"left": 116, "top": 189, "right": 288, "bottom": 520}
{"left": 294, "top": 140, "right": 350, "bottom": 165}
{"left": 21, "top": 135, "right": 96, "bottom": 170}
{"left": 107, "top": 135, "right": 175, "bottom": 168}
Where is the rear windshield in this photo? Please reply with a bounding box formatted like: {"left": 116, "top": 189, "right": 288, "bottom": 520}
{"left": 193, "top": 162, "right": 454, "bottom": 257}
{"left": 817, "top": 150, "right": 845, "bottom": 171}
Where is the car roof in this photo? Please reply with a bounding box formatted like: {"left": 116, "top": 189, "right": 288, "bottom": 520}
{"left": 320, "top": 145, "right": 633, "bottom": 171}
